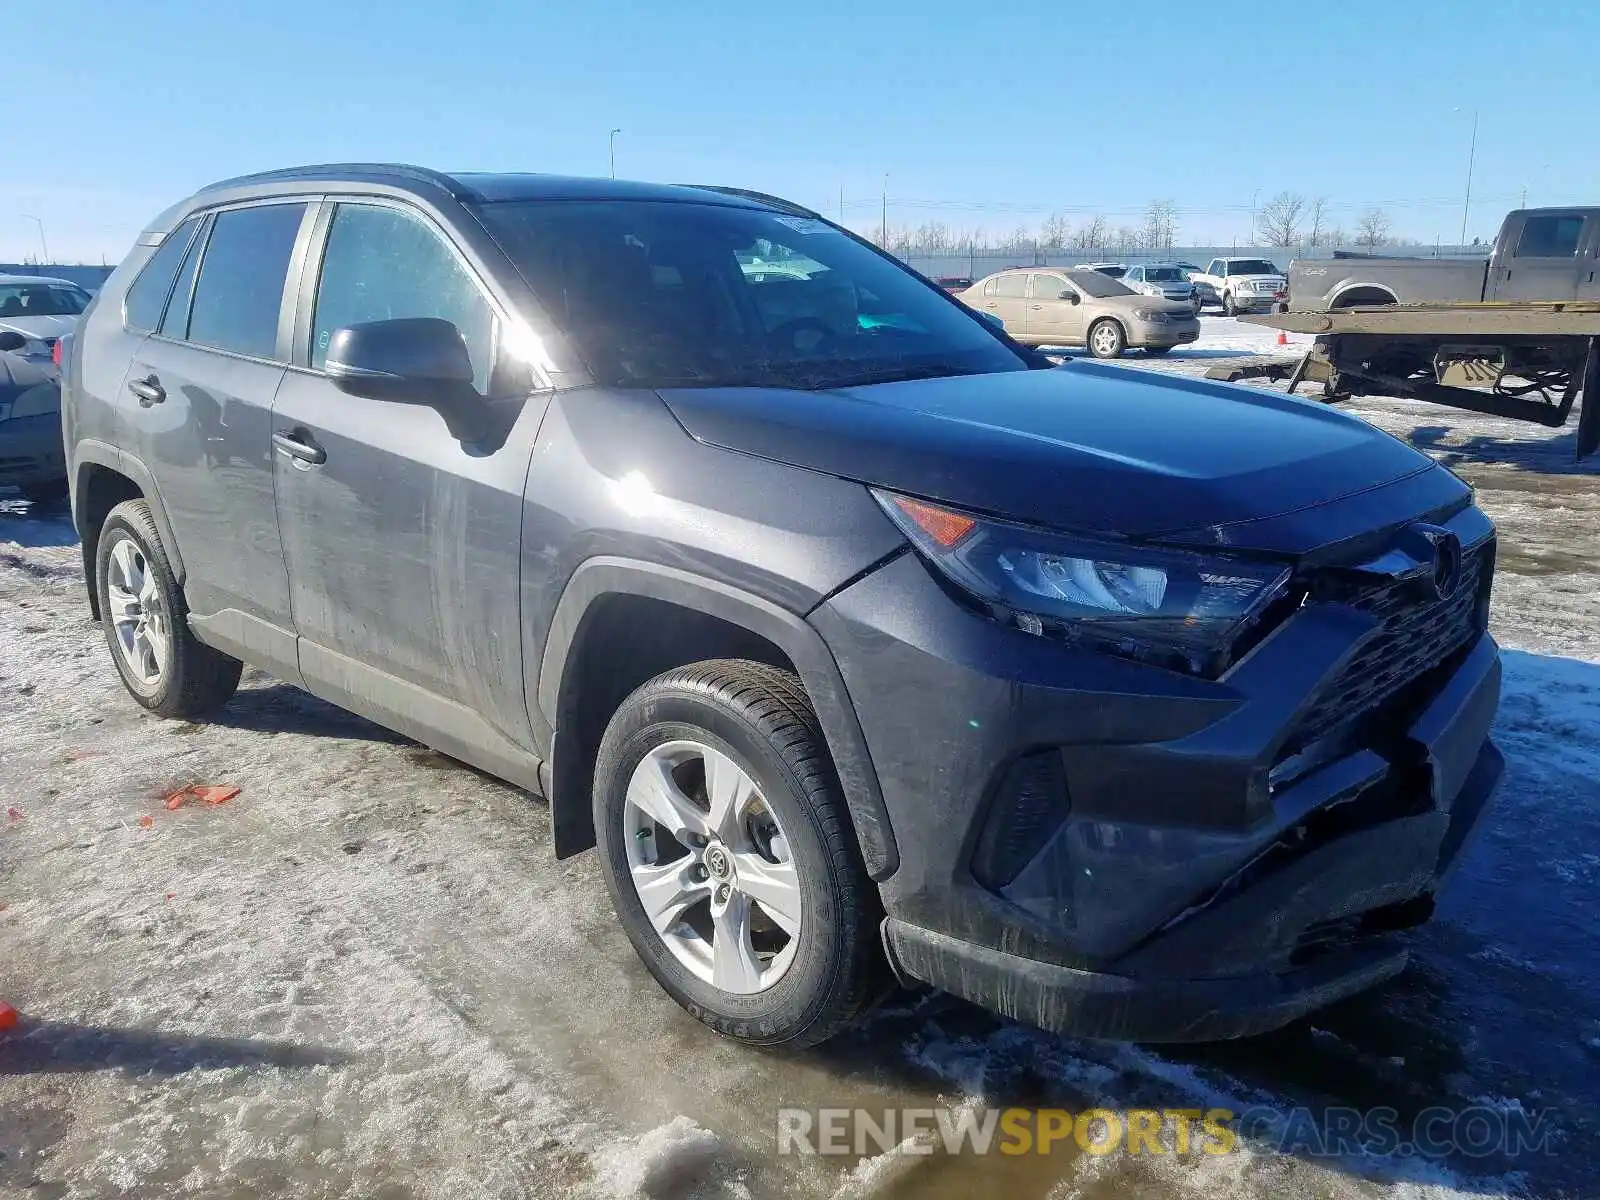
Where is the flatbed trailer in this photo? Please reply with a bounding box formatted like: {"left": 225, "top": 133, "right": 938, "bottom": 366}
{"left": 1244, "top": 301, "right": 1600, "bottom": 460}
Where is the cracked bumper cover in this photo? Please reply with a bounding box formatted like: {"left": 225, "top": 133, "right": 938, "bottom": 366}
{"left": 815, "top": 545, "right": 1503, "bottom": 1043}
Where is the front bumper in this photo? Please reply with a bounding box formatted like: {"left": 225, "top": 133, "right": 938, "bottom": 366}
{"left": 0, "top": 413, "right": 67, "bottom": 486}
{"left": 1131, "top": 319, "right": 1201, "bottom": 347}
{"left": 813, "top": 525, "right": 1503, "bottom": 1042}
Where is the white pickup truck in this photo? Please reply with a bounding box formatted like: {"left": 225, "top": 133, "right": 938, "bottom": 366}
{"left": 1191, "top": 257, "right": 1287, "bottom": 315}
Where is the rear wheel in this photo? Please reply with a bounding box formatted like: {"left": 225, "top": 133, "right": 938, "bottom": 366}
{"left": 593, "top": 660, "right": 883, "bottom": 1047}
{"left": 1088, "top": 318, "right": 1126, "bottom": 359}
{"left": 96, "top": 499, "right": 242, "bottom": 717}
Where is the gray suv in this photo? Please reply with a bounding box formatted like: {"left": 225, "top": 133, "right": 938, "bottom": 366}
{"left": 63, "top": 164, "right": 1504, "bottom": 1048}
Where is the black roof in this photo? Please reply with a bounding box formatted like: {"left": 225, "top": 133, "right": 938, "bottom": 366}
{"left": 195, "top": 163, "right": 818, "bottom": 216}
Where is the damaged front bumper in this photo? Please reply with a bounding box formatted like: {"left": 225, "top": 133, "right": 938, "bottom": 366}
{"left": 814, "top": 517, "right": 1503, "bottom": 1043}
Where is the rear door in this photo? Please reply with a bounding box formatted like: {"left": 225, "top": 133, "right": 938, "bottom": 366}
{"left": 1025, "top": 272, "right": 1084, "bottom": 345}
{"left": 117, "top": 200, "right": 312, "bottom": 678}
{"left": 270, "top": 197, "right": 548, "bottom": 765}
{"left": 978, "top": 272, "right": 1029, "bottom": 336}
{"left": 1491, "top": 211, "right": 1588, "bottom": 300}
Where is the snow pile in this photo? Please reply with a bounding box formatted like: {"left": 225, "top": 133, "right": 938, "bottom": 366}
{"left": 594, "top": 1115, "right": 721, "bottom": 1198}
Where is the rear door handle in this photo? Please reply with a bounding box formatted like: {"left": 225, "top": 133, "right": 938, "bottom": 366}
{"left": 1029, "top": 304, "right": 1043, "bottom": 310}
{"left": 128, "top": 376, "right": 165, "bottom": 407}
{"left": 272, "top": 429, "right": 327, "bottom": 467}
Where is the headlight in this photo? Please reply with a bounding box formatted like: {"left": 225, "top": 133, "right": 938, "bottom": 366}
{"left": 875, "top": 491, "right": 1291, "bottom": 676}
{"left": 1131, "top": 308, "right": 1168, "bottom": 321}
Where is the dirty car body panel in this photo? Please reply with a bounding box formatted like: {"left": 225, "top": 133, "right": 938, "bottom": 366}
{"left": 63, "top": 164, "right": 1503, "bottom": 1043}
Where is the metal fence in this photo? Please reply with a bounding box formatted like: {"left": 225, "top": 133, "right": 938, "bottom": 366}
{"left": 1, "top": 263, "right": 116, "bottom": 292}
{"left": 902, "top": 243, "right": 1489, "bottom": 281}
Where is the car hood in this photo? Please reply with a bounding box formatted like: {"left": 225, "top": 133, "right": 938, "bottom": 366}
{"left": 658, "top": 363, "right": 1438, "bottom": 542}
{"left": 0, "top": 314, "right": 76, "bottom": 340}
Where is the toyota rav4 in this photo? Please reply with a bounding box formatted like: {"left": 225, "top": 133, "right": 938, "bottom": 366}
{"left": 60, "top": 165, "right": 1503, "bottom": 1047}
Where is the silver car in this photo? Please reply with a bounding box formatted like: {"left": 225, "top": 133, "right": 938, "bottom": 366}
{"left": 1124, "top": 264, "right": 1199, "bottom": 308}
{"left": 0, "top": 275, "right": 93, "bottom": 362}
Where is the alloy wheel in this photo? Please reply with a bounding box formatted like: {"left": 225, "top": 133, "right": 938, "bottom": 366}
{"left": 104, "top": 536, "right": 169, "bottom": 688}
{"left": 623, "top": 740, "right": 803, "bottom": 994}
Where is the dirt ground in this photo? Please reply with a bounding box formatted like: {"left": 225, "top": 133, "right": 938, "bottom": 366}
{"left": 3, "top": 318, "right": 1598, "bottom": 1199}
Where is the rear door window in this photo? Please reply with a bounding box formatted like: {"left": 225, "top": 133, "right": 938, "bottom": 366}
{"left": 186, "top": 203, "right": 307, "bottom": 360}
{"left": 160, "top": 217, "right": 209, "bottom": 340}
{"left": 1515, "top": 214, "right": 1585, "bottom": 258}
{"left": 994, "top": 274, "right": 1029, "bottom": 298}
{"left": 310, "top": 202, "right": 496, "bottom": 393}
{"left": 123, "top": 217, "right": 201, "bottom": 332}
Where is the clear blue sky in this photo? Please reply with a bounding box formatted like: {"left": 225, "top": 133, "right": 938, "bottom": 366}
{"left": 8, "top": 0, "right": 1598, "bottom": 262}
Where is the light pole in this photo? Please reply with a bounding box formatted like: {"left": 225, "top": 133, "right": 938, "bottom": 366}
{"left": 1249, "top": 188, "right": 1260, "bottom": 246}
{"left": 1456, "top": 108, "right": 1478, "bottom": 246}
{"left": 880, "top": 173, "right": 888, "bottom": 249}
{"left": 609, "top": 129, "right": 622, "bottom": 179}
{"left": 21, "top": 214, "right": 49, "bottom": 263}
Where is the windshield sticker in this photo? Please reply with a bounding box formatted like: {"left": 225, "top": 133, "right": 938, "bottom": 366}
{"left": 773, "top": 216, "right": 825, "bottom": 235}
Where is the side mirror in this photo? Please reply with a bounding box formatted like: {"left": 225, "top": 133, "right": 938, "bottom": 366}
{"left": 325, "top": 317, "right": 476, "bottom": 405}
{"left": 0, "top": 331, "right": 27, "bottom": 353}
{"left": 325, "top": 317, "right": 494, "bottom": 443}
{"left": 1061, "top": 291, "right": 1080, "bottom": 304}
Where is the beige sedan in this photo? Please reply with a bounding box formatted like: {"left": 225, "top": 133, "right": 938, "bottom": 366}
{"left": 958, "top": 267, "right": 1200, "bottom": 358}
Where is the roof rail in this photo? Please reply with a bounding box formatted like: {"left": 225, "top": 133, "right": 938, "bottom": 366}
{"left": 199, "top": 162, "right": 471, "bottom": 199}
{"left": 680, "top": 185, "right": 821, "bottom": 219}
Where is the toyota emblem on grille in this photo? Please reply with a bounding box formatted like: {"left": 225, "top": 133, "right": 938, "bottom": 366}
{"left": 1425, "top": 529, "right": 1463, "bottom": 599}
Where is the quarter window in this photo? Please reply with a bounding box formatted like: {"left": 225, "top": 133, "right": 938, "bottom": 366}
{"left": 187, "top": 204, "right": 307, "bottom": 359}
{"left": 123, "top": 217, "right": 200, "bottom": 332}
{"left": 311, "top": 203, "right": 495, "bottom": 393}
{"left": 1515, "top": 215, "right": 1584, "bottom": 258}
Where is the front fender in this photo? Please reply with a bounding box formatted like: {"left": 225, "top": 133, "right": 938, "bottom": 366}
{"left": 535, "top": 556, "right": 900, "bottom": 880}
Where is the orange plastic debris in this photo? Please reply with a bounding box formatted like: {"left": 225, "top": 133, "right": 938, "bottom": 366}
{"left": 0, "top": 1003, "right": 18, "bottom": 1031}
{"left": 164, "top": 784, "right": 240, "bottom": 810}
{"left": 137, "top": 815, "right": 154, "bottom": 828}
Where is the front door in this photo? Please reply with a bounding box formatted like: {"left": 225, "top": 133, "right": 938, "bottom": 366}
{"left": 270, "top": 198, "right": 547, "bottom": 766}
{"left": 1024, "top": 272, "right": 1084, "bottom": 346}
{"left": 1491, "top": 212, "right": 1589, "bottom": 301}
{"left": 117, "top": 201, "right": 310, "bottom": 677}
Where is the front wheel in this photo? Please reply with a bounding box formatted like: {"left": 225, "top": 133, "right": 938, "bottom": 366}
{"left": 1222, "top": 292, "right": 1237, "bottom": 316}
{"left": 1087, "top": 318, "right": 1126, "bottom": 359}
{"left": 96, "top": 499, "right": 242, "bottom": 717}
{"left": 593, "top": 660, "right": 884, "bottom": 1047}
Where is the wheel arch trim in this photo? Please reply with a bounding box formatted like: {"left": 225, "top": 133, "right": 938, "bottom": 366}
{"left": 535, "top": 556, "right": 900, "bottom": 880}
{"left": 71, "top": 441, "right": 187, "bottom": 600}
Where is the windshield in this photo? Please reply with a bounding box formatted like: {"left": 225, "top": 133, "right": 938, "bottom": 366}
{"left": 1064, "top": 269, "right": 1136, "bottom": 298}
{"left": 1143, "top": 267, "right": 1185, "bottom": 282}
{"left": 473, "top": 200, "right": 1030, "bottom": 389}
{"left": 0, "top": 282, "right": 91, "bottom": 318}
{"left": 1228, "top": 260, "right": 1280, "bottom": 276}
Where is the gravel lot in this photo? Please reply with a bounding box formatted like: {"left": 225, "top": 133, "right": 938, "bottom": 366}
{"left": 3, "top": 317, "right": 1598, "bottom": 1199}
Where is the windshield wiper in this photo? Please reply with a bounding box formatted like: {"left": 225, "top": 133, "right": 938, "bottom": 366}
{"left": 805, "top": 362, "right": 985, "bottom": 390}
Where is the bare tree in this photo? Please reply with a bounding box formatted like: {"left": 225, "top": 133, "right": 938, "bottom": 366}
{"left": 1142, "top": 200, "right": 1178, "bottom": 251}
{"left": 911, "top": 221, "right": 955, "bottom": 253}
{"left": 1305, "top": 197, "right": 1331, "bottom": 248}
{"left": 1257, "top": 191, "right": 1307, "bottom": 247}
{"left": 1040, "top": 213, "right": 1072, "bottom": 251}
{"left": 1355, "top": 208, "right": 1392, "bottom": 250}
{"left": 1003, "top": 223, "right": 1036, "bottom": 252}
{"left": 1324, "top": 225, "right": 1348, "bottom": 249}
{"left": 1072, "top": 214, "right": 1109, "bottom": 251}
{"left": 1113, "top": 225, "right": 1138, "bottom": 253}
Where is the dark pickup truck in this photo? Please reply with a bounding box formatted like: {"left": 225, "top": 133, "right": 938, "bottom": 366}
{"left": 1289, "top": 208, "right": 1600, "bottom": 311}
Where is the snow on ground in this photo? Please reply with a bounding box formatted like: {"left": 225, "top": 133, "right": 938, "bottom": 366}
{"left": 3, "top": 319, "right": 1598, "bottom": 1198}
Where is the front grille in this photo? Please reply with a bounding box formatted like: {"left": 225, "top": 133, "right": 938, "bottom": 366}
{"left": 1285, "top": 543, "right": 1490, "bottom": 754}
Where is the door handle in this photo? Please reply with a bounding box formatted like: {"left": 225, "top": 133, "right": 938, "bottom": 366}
{"left": 273, "top": 430, "right": 326, "bottom": 466}
{"left": 984, "top": 302, "right": 997, "bottom": 309}
{"left": 1029, "top": 304, "right": 1043, "bottom": 310}
{"left": 128, "top": 376, "right": 165, "bottom": 407}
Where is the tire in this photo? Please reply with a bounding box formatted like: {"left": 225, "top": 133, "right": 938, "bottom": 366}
{"left": 593, "top": 659, "right": 884, "bottom": 1047}
{"left": 96, "top": 499, "right": 242, "bottom": 718}
{"left": 1087, "top": 318, "right": 1126, "bottom": 360}
{"left": 1144, "top": 345, "right": 1173, "bottom": 357}
{"left": 20, "top": 478, "right": 68, "bottom": 507}
{"left": 1222, "top": 292, "right": 1237, "bottom": 317}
